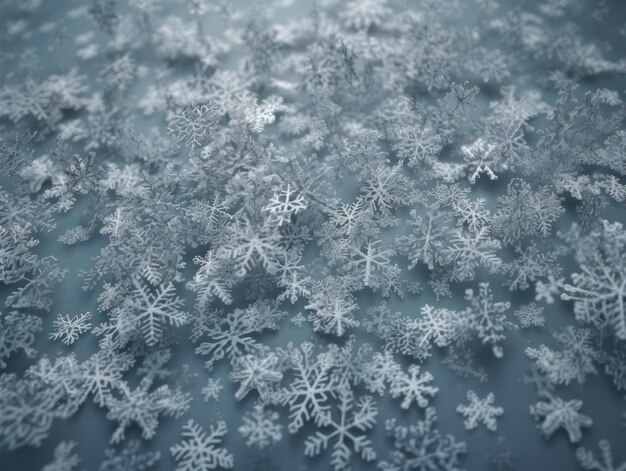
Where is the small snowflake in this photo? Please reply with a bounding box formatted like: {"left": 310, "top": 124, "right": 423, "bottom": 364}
{"left": 290, "top": 312, "right": 306, "bottom": 327}
{"left": 389, "top": 364, "right": 438, "bottom": 409}
{"left": 462, "top": 138, "right": 500, "bottom": 183}
{"left": 202, "top": 378, "right": 223, "bottom": 402}
{"left": 263, "top": 184, "right": 307, "bottom": 226}
{"left": 238, "top": 403, "right": 282, "bottom": 449}
{"left": 230, "top": 353, "right": 283, "bottom": 401}
{"left": 457, "top": 390, "right": 504, "bottom": 431}
{"left": 514, "top": 303, "right": 545, "bottom": 328}
{"left": 167, "top": 102, "right": 218, "bottom": 151}
{"left": 535, "top": 275, "right": 565, "bottom": 304}
{"left": 444, "top": 81, "right": 480, "bottom": 120}
{"left": 49, "top": 312, "right": 91, "bottom": 345}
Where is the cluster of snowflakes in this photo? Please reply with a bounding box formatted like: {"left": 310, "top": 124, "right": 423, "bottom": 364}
{"left": 1, "top": 0, "right": 626, "bottom": 469}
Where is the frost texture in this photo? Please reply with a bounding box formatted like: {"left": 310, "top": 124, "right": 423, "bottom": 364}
{"left": 0, "top": 0, "right": 625, "bottom": 469}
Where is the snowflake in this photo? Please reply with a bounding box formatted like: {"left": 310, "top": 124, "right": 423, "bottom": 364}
{"left": 494, "top": 179, "right": 564, "bottom": 245}
{"left": 529, "top": 394, "right": 592, "bottom": 443}
{"left": 562, "top": 220, "right": 626, "bottom": 339}
{"left": 105, "top": 378, "right": 191, "bottom": 444}
{"left": 0, "top": 225, "right": 38, "bottom": 284}
{"left": 238, "top": 403, "right": 282, "bottom": 449}
{"left": 58, "top": 225, "right": 91, "bottom": 245}
{"left": 396, "top": 208, "right": 452, "bottom": 270}
{"left": 344, "top": 240, "right": 397, "bottom": 289}
{"left": 464, "top": 282, "right": 515, "bottom": 358}
{"left": 89, "top": 0, "right": 119, "bottom": 34}
{"left": 186, "top": 251, "right": 234, "bottom": 307}
{"left": 525, "top": 326, "right": 598, "bottom": 386}
{"left": 501, "top": 243, "right": 560, "bottom": 292}
{"left": 277, "top": 269, "right": 311, "bottom": 305}
{"left": 220, "top": 218, "right": 283, "bottom": 277}
{"left": 383, "top": 317, "right": 431, "bottom": 361}
{"left": 187, "top": 192, "right": 232, "bottom": 241}
{"left": 244, "top": 95, "right": 287, "bottom": 134}
{"left": 42, "top": 441, "right": 81, "bottom": 471}
{"left": 126, "top": 278, "right": 188, "bottom": 346}
{"left": 0, "top": 310, "right": 42, "bottom": 368}
{"left": 379, "top": 407, "right": 467, "bottom": 471}
{"left": 304, "top": 387, "right": 377, "bottom": 470}
{"left": 392, "top": 121, "right": 443, "bottom": 167}
{"left": 461, "top": 138, "right": 500, "bottom": 183}
{"left": 0, "top": 355, "right": 84, "bottom": 449}
{"left": 79, "top": 348, "right": 135, "bottom": 407}
{"left": 456, "top": 390, "right": 504, "bottom": 431}
{"left": 576, "top": 440, "right": 626, "bottom": 471}
{"left": 194, "top": 302, "right": 284, "bottom": 371}
{"left": 272, "top": 342, "right": 340, "bottom": 433}
{"left": 361, "top": 350, "right": 402, "bottom": 396}
{"left": 202, "top": 378, "right": 223, "bottom": 402}
{"left": 306, "top": 288, "right": 359, "bottom": 337}
{"left": 416, "top": 304, "right": 463, "bottom": 349}
{"left": 167, "top": 102, "right": 218, "bottom": 150}
{"left": 170, "top": 419, "right": 234, "bottom": 470}
{"left": 389, "top": 364, "right": 438, "bottom": 409}
{"left": 514, "top": 303, "right": 545, "bottom": 328}
{"left": 263, "top": 184, "right": 307, "bottom": 226}
{"left": 442, "top": 227, "right": 502, "bottom": 282}
{"left": 290, "top": 312, "right": 307, "bottom": 327}
{"left": 535, "top": 275, "right": 565, "bottom": 304}
{"left": 5, "top": 255, "right": 68, "bottom": 312}
{"left": 361, "top": 165, "right": 414, "bottom": 217}
{"left": 50, "top": 312, "right": 91, "bottom": 345}
{"left": 230, "top": 353, "right": 283, "bottom": 401}
{"left": 443, "top": 81, "right": 480, "bottom": 120}
{"left": 452, "top": 197, "right": 491, "bottom": 233}
{"left": 0, "top": 130, "right": 37, "bottom": 176}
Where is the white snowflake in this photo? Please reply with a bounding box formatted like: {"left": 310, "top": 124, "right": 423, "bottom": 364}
{"left": 464, "top": 282, "right": 515, "bottom": 358}
{"left": 127, "top": 278, "right": 188, "bottom": 346}
{"left": 389, "top": 364, "right": 438, "bottom": 409}
{"left": 49, "top": 312, "right": 91, "bottom": 345}
{"left": 263, "top": 184, "right": 307, "bottom": 226}
{"left": 202, "top": 378, "right": 223, "bottom": 402}
{"left": 238, "top": 403, "right": 282, "bottom": 449}
{"left": 514, "top": 303, "right": 545, "bottom": 328}
{"left": 167, "top": 102, "right": 218, "bottom": 150}
{"left": 456, "top": 390, "right": 504, "bottom": 431}
{"left": 170, "top": 419, "right": 233, "bottom": 470}
{"left": 272, "top": 342, "right": 340, "bottom": 433}
{"left": 304, "top": 388, "right": 377, "bottom": 470}
{"left": 462, "top": 137, "right": 500, "bottom": 183}
{"left": 530, "top": 394, "right": 592, "bottom": 443}
{"left": 229, "top": 353, "right": 283, "bottom": 401}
